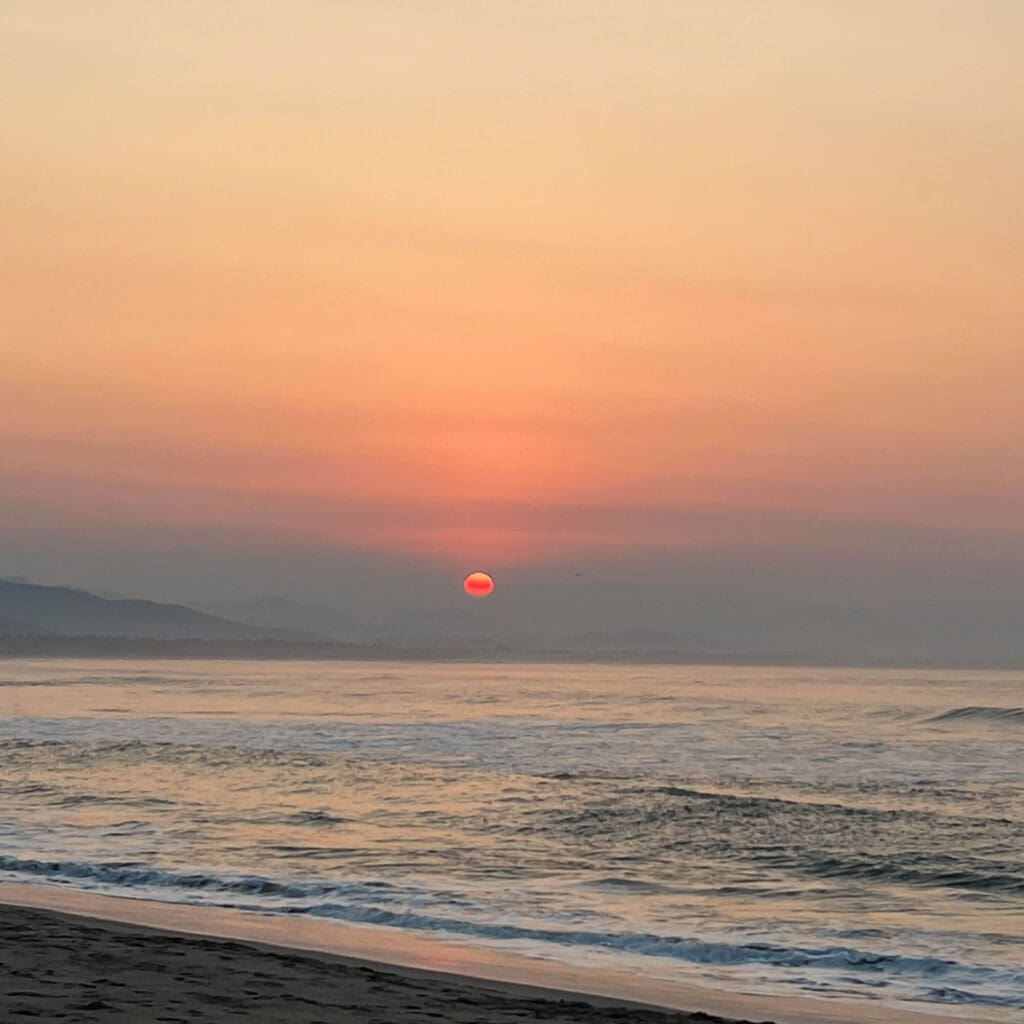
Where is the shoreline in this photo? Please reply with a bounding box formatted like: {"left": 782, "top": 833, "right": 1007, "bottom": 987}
{"left": 0, "top": 882, "right": 994, "bottom": 1024}
{"left": 3, "top": 641, "right": 1021, "bottom": 671}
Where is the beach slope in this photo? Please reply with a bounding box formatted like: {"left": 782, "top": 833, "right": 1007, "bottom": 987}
{"left": 0, "top": 901, "right": 759, "bottom": 1024}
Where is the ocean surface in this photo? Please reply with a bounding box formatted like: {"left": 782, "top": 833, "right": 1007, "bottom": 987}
{"left": 1, "top": 659, "right": 1022, "bottom": 1019}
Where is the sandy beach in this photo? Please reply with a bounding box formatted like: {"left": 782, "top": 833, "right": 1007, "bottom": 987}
{"left": 0, "top": 900, "right": 760, "bottom": 1024}
{"left": 3, "top": 885, "right": 1004, "bottom": 1024}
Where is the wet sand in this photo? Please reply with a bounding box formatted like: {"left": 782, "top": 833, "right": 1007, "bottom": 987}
{"left": 0, "top": 885, "right": 991, "bottom": 1024}
{"left": 0, "top": 901, "right": 758, "bottom": 1024}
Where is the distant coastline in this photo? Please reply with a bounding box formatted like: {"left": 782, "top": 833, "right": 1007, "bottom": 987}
{"left": 5, "top": 579, "right": 1023, "bottom": 671}
{"left": 1, "top": 633, "right": 1021, "bottom": 670}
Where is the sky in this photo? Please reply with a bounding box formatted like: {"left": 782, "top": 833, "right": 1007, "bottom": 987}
{"left": 2, "top": 3, "right": 1023, "bottom": 658}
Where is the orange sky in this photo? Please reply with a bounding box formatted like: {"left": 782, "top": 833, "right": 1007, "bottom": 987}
{"left": 3, "top": 2, "right": 1022, "bottom": 570}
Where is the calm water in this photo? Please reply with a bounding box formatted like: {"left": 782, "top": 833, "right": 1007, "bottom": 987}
{"left": 1, "top": 660, "right": 1022, "bottom": 1018}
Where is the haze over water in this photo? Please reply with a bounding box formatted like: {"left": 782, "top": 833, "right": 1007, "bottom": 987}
{"left": 2, "top": 659, "right": 1022, "bottom": 1019}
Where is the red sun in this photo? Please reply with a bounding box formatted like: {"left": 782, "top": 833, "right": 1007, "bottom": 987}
{"left": 463, "top": 571, "right": 495, "bottom": 598}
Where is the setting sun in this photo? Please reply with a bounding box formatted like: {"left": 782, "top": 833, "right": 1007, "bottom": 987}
{"left": 463, "top": 571, "right": 495, "bottom": 598}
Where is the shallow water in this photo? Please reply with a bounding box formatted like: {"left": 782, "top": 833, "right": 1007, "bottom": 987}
{"left": 1, "top": 660, "right": 1022, "bottom": 1018}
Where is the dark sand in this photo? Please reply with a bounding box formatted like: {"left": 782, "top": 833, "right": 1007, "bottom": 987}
{"left": 0, "top": 902, "right": 769, "bottom": 1024}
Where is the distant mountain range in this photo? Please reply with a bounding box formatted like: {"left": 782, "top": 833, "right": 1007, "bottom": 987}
{"left": 3, "top": 579, "right": 656, "bottom": 652}
{"left": 0, "top": 578, "right": 700, "bottom": 656}
{"left": 0, "top": 579, "right": 316, "bottom": 642}
{"left": 4, "top": 577, "right": 1019, "bottom": 668}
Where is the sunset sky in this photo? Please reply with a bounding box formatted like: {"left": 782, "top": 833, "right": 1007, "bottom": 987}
{"left": 3, "top": 3, "right": 1022, "bottom": 654}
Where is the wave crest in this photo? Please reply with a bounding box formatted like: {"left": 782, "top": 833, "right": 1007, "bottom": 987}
{"left": 926, "top": 706, "right": 1024, "bottom": 726}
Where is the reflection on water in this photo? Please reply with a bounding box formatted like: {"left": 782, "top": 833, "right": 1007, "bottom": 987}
{"left": 1, "top": 660, "right": 1022, "bottom": 1018}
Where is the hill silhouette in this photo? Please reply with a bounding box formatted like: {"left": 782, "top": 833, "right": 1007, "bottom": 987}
{"left": 0, "top": 579, "right": 316, "bottom": 641}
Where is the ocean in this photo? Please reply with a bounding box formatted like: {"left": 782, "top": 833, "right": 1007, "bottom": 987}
{"left": 1, "top": 660, "right": 1022, "bottom": 1019}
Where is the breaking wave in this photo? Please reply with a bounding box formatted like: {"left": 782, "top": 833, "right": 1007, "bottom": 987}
{"left": 5, "top": 853, "right": 1023, "bottom": 1004}
{"left": 926, "top": 706, "right": 1024, "bottom": 727}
